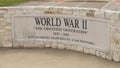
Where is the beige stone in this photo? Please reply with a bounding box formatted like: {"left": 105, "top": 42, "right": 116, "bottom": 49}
{"left": 79, "top": 10, "right": 87, "bottom": 17}
{"left": 84, "top": 48, "right": 89, "bottom": 54}
{"left": 76, "top": 46, "right": 83, "bottom": 52}
{"left": 51, "top": 43, "right": 58, "bottom": 48}
{"left": 58, "top": 44, "right": 65, "bottom": 49}
{"left": 23, "top": 9, "right": 34, "bottom": 14}
{"left": 96, "top": 51, "right": 100, "bottom": 57}
{"left": 0, "top": 35, "right": 6, "bottom": 41}
{"left": 0, "top": 29, "right": 5, "bottom": 33}
{"left": 65, "top": 45, "right": 72, "bottom": 50}
{"left": 15, "top": 9, "right": 24, "bottom": 14}
{"left": 0, "top": 17, "right": 4, "bottom": 22}
{"left": 4, "top": 22, "right": 11, "bottom": 26}
{"left": 71, "top": 45, "right": 77, "bottom": 51}
{"left": 45, "top": 44, "right": 51, "bottom": 48}
{"left": 89, "top": 49, "right": 96, "bottom": 55}
{"left": 13, "top": 41, "right": 24, "bottom": 47}
{"left": 34, "top": 8, "right": 43, "bottom": 13}
{"left": 2, "top": 41, "right": 12, "bottom": 47}
{"left": 94, "top": 11, "right": 104, "bottom": 18}
{"left": 34, "top": 42, "right": 45, "bottom": 48}
{"left": 73, "top": 9, "right": 79, "bottom": 15}
{"left": 106, "top": 54, "right": 113, "bottom": 61}
{"left": 3, "top": 14, "right": 10, "bottom": 19}
{"left": 8, "top": 9, "right": 16, "bottom": 14}
{"left": 86, "top": 12, "right": 94, "bottom": 17}
{"left": 5, "top": 31, "right": 12, "bottom": 35}
{"left": 113, "top": 52, "right": 120, "bottom": 62}
{"left": 5, "top": 26, "right": 11, "bottom": 32}
{"left": 100, "top": 52, "right": 106, "bottom": 58}
{"left": 12, "top": 42, "right": 19, "bottom": 47}
{"left": 62, "top": 9, "right": 73, "bottom": 14}
{"left": 0, "top": 9, "right": 8, "bottom": 14}
{"left": 23, "top": 42, "right": 34, "bottom": 47}
{"left": 1, "top": 35, "right": 11, "bottom": 41}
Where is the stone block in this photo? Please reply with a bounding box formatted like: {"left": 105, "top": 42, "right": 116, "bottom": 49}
{"left": 15, "top": 9, "right": 24, "bottom": 14}
{"left": 51, "top": 43, "right": 58, "bottom": 48}
{"left": 62, "top": 9, "right": 73, "bottom": 14}
{"left": 76, "top": 46, "right": 84, "bottom": 52}
{"left": 34, "top": 41, "right": 45, "bottom": 48}
{"left": 100, "top": 52, "right": 106, "bottom": 58}
{"left": 106, "top": 54, "right": 113, "bottom": 61}
{"left": 0, "top": 9, "right": 8, "bottom": 14}
{"left": 8, "top": 9, "right": 16, "bottom": 14}
{"left": 45, "top": 44, "right": 51, "bottom": 48}
{"left": 113, "top": 51, "right": 120, "bottom": 62}
{"left": 2, "top": 40, "right": 12, "bottom": 47}
{"left": 58, "top": 44, "right": 65, "bottom": 49}
{"left": 96, "top": 51, "right": 100, "bottom": 57}
{"left": 23, "top": 42, "right": 34, "bottom": 47}
{"left": 71, "top": 45, "right": 77, "bottom": 51}
{"left": 65, "top": 45, "right": 72, "bottom": 50}
{"left": 89, "top": 49, "right": 96, "bottom": 55}
{"left": 5, "top": 26, "right": 11, "bottom": 31}
{"left": 0, "top": 17, "right": 3, "bottom": 22}
{"left": 84, "top": 48, "right": 89, "bottom": 54}
{"left": 45, "top": 42, "right": 52, "bottom": 47}
{"left": 0, "top": 28, "right": 5, "bottom": 33}
{"left": 13, "top": 41, "right": 24, "bottom": 47}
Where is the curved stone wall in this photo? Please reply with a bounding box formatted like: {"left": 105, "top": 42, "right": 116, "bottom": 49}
{"left": 0, "top": 6, "right": 120, "bottom": 62}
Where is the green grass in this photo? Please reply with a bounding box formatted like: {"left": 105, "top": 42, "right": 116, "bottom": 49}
{"left": 0, "top": 0, "right": 29, "bottom": 6}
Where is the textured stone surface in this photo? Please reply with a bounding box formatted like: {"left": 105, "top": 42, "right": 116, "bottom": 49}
{"left": 51, "top": 43, "right": 58, "bottom": 48}
{"left": 58, "top": 44, "right": 65, "bottom": 49}
{"left": 71, "top": 45, "right": 77, "bottom": 51}
{"left": 83, "top": 48, "right": 89, "bottom": 54}
{"left": 113, "top": 51, "right": 120, "bottom": 62}
{"left": 76, "top": 46, "right": 84, "bottom": 52}
{"left": 96, "top": 51, "right": 100, "bottom": 57}
{"left": 45, "top": 44, "right": 51, "bottom": 48}
{"left": 23, "top": 42, "right": 34, "bottom": 47}
{"left": 89, "top": 49, "right": 96, "bottom": 55}
{"left": 100, "top": 52, "right": 106, "bottom": 58}
{"left": 65, "top": 45, "right": 72, "bottom": 50}
{"left": 106, "top": 54, "right": 113, "bottom": 60}
{"left": 34, "top": 42, "right": 45, "bottom": 48}
{"left": 0, "top": 5, "right": 119, "bottom": 62}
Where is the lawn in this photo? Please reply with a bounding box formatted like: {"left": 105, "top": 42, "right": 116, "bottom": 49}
{"left": 0, "top": 0, "right": 29, "bottom": 6}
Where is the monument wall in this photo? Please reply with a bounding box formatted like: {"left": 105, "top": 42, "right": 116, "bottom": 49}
{"left": 0, "top": 6, "right": 120, "bottom": 62}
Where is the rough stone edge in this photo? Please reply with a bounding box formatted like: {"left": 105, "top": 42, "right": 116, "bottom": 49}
{"left": 0, "top": 6, "right": 120, "bottom": 62}
{"left": 12, "top": 41, "right": 119, "bottom": 62}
